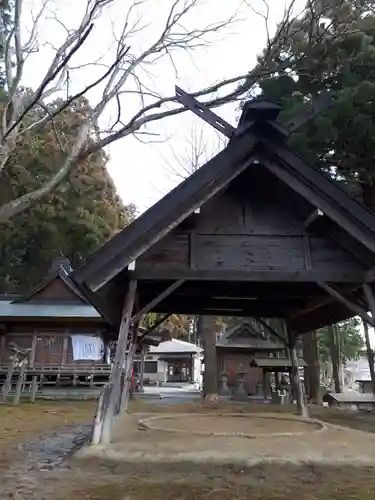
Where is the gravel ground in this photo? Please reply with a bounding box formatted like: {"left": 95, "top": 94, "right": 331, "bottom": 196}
{"left": 0, "top": 423, "right": 92, "bottom": 498}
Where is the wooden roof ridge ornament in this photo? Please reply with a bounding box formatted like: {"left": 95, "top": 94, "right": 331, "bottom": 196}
{"left": 174, "top": 87, "right": 333, "bottom": 139}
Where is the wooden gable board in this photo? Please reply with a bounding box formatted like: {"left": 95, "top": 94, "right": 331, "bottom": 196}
{"left": 136, "top": 167, "right": 366, "bottom": 279}
{"left": 217, "top": 320, "right": 284, "bottom": 349}
{"left": 15, "top": 268, "right": 88, "bottom": 304}
{"left": 72, "top": 131, "right": 259, "bottom": 292}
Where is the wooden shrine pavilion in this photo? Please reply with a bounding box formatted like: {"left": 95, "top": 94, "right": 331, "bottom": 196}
{"left": 0, "top": 258, "right": 115, "bottom": 394}
{"left": 216, "top": 320, "right": 286, "bottom": 395}
{"left": 70, "top": 91, "right": 375, "bottom": 442}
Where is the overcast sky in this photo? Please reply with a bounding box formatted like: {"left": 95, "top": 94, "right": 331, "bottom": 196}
{"left": 21, "top": 0, "right": 294, "bottom": 212}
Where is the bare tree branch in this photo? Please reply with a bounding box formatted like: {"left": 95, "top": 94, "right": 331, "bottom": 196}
{"left": 0, "top": 0, "right": 360, "bottom": 221}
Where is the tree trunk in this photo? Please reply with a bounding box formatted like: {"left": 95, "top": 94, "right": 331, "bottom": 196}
{"left": 302, "top": 331, "right": 321, "bottom": 404}
{"left": 327, "top": 325, "right": 341, "bottom": 393}
{"left": 287, "top": 328, "right": 308, "bottom": 418}
{"left": 199, "top": 315, "right": 219, "bottom": 400}
{"left": 362, "top": 319, "right": 375, "bottom": 395}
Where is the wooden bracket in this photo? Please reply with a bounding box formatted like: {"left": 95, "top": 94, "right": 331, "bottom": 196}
{"left": 317, "top": 281, "right": 375, "bottom": 328}
{"left": 303, "top": 209, "right": 324, "bottom": 229}
{"left": 138, "top": 313, "right": 172, "bottom": 343}
{"left": 256, "top": 318, "right": 287, "bottom": 346}
{"left": 131, "top": 280, "right": 185, "bottom": 323}
{"left": 175, "top": 86, "right": 235, "bottom": 138}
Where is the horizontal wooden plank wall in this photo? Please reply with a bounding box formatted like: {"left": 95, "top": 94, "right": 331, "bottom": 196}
{"left": 138, "top": 232, "right": 364, "bottom": 274}
{"left": 137, "top": 183, "right": 365, "bottom": 278}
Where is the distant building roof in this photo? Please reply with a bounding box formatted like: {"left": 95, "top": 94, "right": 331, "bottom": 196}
{"left": 0, "top": 299, "right": 102, "bottom": 320}
{"left": 251, "top": 358, "right": 306, "bottom": 370}
{"left": 216, "top": 321, "right": 285, "bottom": 351}
{"left": 149, "top": 338, "right": 202, "bottom": 354}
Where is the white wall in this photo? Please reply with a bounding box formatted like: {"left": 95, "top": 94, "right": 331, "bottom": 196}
{"left": 193, "top": 353, "right": 203, "bottom": 386}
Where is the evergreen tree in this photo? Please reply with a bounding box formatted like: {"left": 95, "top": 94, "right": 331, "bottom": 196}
{"left": 0, "top": 96, "right": 136, "bottom": 292}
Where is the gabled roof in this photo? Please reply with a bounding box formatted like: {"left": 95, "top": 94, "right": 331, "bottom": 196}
{"left": 0, "top": 260, "right": 104, "bottom": 323}
{"left": 216, "top": 320, "right": 285, "bottom": 351}
{"left": 14, "top": 265, "right": 88, "bottom": 304}
{"left": 149, "top": 338, "right": 202, "bottom": 354}
{"left": 72, "top": 99, "right": 375, "bottom": 296}
{"left": 0, "top": 299, "right": 102, "bottom": 320}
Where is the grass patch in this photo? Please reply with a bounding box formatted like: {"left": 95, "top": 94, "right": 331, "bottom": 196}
{"left": 0, "top": 400, "right": 95, "bottom": 470}
{"left": 57, "top": 463, "right": 375, "bottom": 500}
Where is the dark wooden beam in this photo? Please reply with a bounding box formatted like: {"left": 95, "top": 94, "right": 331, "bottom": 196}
{"left": 303, "top": 209, "right": 324, "bottom": 229}
{"left": 130, "top": 280, "right": 185, "bottom": 323}
{"left": 138, "top": 313, "right": 172, "bottom": 343}
{"left": 364, "top": 267, "right": 375, "bottom": 283}
{"left": 361, "top": 284, "right": 375, "bottom": 393}
{"left": 288, "top": 301, "right": 353, "bottom": 335}
{"left": 288, "top": 284, "right": 360, "bottom": 319}
{"left": 285, "top": 92, "right": 332, "bottom": 132}
{"left": 144, "top": 300, "right": 291, "bottom": 317}
{"left": 363, "top": 283, "right": 375, "bottom": 326}
{"left": 132, "top": 268, "right": 363, "bottom": 282}
{"left": 317, "top": 281, "right": 375, "bottom": 327}
{"left": 322, "top": 223, "right": 374, "bottom": 267}
{"left": 256, "top": 318, "right": 287, "bottom": 346}
{"left": 175, "top": 86, "right": 235, "bottom": 138}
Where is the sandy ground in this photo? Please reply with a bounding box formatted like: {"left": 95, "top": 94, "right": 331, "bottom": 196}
{"left": 77, "top": 410, "right": 375, "bottom": 465}
{"left": 3, "top": 399, "right": 375, "bottom": 499}
{"left": 139, "top": 412, "right": 323, "bottom": 435}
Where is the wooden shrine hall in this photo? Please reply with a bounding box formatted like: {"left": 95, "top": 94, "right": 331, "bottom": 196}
{"left": 70, "top": 89, "right": 375, "bottom": 442}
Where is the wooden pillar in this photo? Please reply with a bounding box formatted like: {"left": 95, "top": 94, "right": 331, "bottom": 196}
{"left": 0, "top": 334, "right": 5, "bottom": 363}
{"left": 275, "top": 371, "right": 280, "bottom": 390}
{"left": 302, "top": 331, "right": 320, "bottom": 403}
{"left": 61, "top": 335, "right": 69, "bottom": 365}
{"left": 362, "top": 284, "right": 375, "bottom": 394}
{"left": 262, "top": 369, "right": 268, "bottom": 401}
{"left": 287, "top": 327, "right": 308, "bottom": 418}
{"left": 139, "top": 346, "right": 146, "bottom": 393}
{"left": 100, "top": 280, "right": 137, "bottom": 444}
{"left": 200, "top": 315, "right": 219, "bottom": 400}
{"left": 14, "top": 358, "right": 27, "bottom": 405}
{"left": 1, "top": 357, "right": 16, "bottom": 401}
{"left": 30, "top": 334, "right": 38, "bottom": 403}
{"left": 120, "top": 338, "right": 138, "bottom": 413}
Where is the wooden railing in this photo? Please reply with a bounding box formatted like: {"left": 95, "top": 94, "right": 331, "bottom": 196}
{"left": 0, "top": 362, "right": 113, "bottom": 404}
